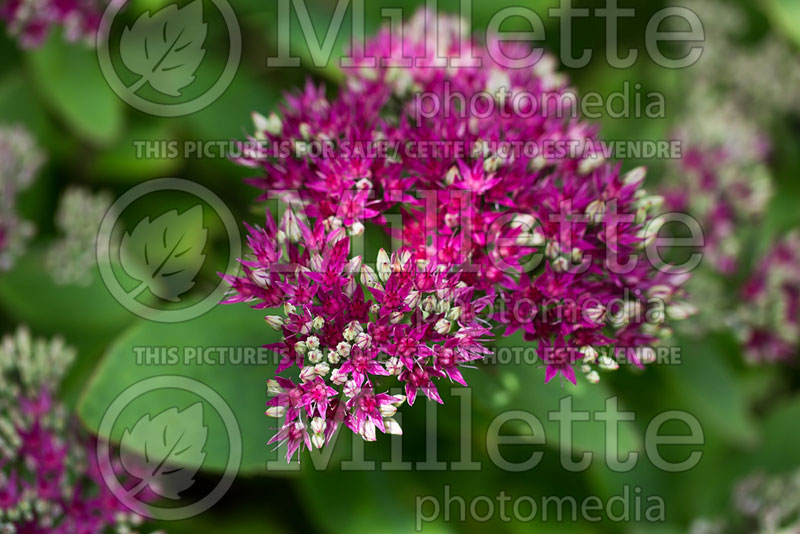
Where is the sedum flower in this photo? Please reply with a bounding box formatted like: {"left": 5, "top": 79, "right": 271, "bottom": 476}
{"left": 0, "top": 327, "right": 156, "bottom": 533}
{"left": 0, "top": 125, "right": 43, "bottom": 271}
{"left": 661, "top": 0, "right": 800, "bottom": 364}
{"left": 234, "top": 8, "right": 691, "bottom": 387}
{"left": 45, "top": 187, "right": 112, "bottom": 286}
{"left": 736, "top": 232, "right": 800, "bottom": 363}
{"left": 690, "top": 468, "right": 800, "bottom": 533}
{"left": 222, "top": 211, "right": 492, "bottom": 461}
{"left": 0, "top": 0, "right": 105, "bottom": 47}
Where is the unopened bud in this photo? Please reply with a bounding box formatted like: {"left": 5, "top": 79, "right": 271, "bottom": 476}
{"left": 265, "top": 406, "right": 286, "bottom": 418}
{"left": 376, "top": 249, "right": 392, "bottom": 282}
{"left": 623, "top": 166, "right": 647, "bottom": 188}
{"left": 264, "top": 315, "right": 284, "bottom": 330}
{"left": 307, "top": 349, "right": 323, "bottom": 364}
{"left": 434, "top": 318, "right": 452, "bottom": 334}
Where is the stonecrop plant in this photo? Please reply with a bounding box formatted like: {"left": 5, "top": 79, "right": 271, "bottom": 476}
{"left": 224, "top": 9, "right": 693, "bottom": 460}
{"left": 45, "top": 187, "right": 112, "bottom": 287}
{"left": 0, "top": 0, "right": 105, "bottom": 47}
{"left": 662, "top": 0, "right": 800, "bottom": 364}
{"left": 0, "top": 124, "right": 43, "bottom": 272}
{"left": 0, "top": 327, "right": 153, "bottom": 533}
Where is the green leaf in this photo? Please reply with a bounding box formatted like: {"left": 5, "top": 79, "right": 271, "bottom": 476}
{"left": 89, "top": 119, "right": 182, "bottom": 183}
{"left": 120, "top": 1, "right": 208, "bottom": 97}
{"left": 753, "top": 396, "right": 800, "bottom": 472}
{"left": 0, "top": 246, "right": 136, "bottom": 337}
{"left": 662, "top": 334, "right": 757, "bottom": 446}
{"left": 27, "top": 35, "right": 124, "bottom": 146}
{"left": 78, "top": 303, "right": 279, "bottom": 475}
{"left": 119, "top": 205, "right": 208, "bottom": 302}
{"left": 765, "top": 0, "right": 800, "bottom": 48}
{"left": 471, "top": 332, "right": 641, "bottom": 458}
{"left": 121, "top": 403, "right": 207, "bottom": 499}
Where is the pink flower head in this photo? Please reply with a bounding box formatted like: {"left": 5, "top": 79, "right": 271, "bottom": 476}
{"left": 0, "top": 0, "right": 105, "bottom": 47}
{"left": 225, "top": 208, "right": 493, "bottom": 461}
{"left": 0, "top": 327, "right": 153, "bottom": 533}
{"left": 227, "top": 8, "right": 696, "bottom": 460}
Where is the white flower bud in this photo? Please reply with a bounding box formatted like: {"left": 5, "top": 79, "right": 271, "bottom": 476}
{"left": 420, "top": 295, "right": 437, "bottom": 314}
{"left": 511, "top": 214, "right": 536, "bottom": 230}
{"left": 598, "top": 356, "right": 619, "bottom": 371}
{"left": 284, "top": 302, "right": 296, "bottom": 316}
{"left": 349, "top": 221, "right": 365, "bottom": 237}
{"left": 434, "top": 318, "right": 452, "bottom": 334}
{"left": 545, "top": 240, "right": 561, "bottom": 259}
{"left": 307, "top": 349, "right": 323, "bottom": 364}
{"left": 376, "top": 248, "right": 392, "bottom": 282}
{"left": 355, "top": 332, "right": 372, "bottom": 349}
{"left": 379, "top": 404, "right": 398, "bottom": 418}
{"left": 383, "top": 418, "right": 403, "bottom": 435}
{"left": 446, "top": 306, "right": 462, "bottom": 322}
{"left": 311, "top": 433, "right": 326, "bottom": 449}
{"left": 647, "top": 285, "right": 673, "bottom": 301}
{"left": 361, "top": 420, "right": 377, "bottom": 441}
{"left": 294, "top": 341, "right": 307, "bottom": 355}
{"left": 585, "top": 305, "right": 606, "bottom": 323}
{"left": 585, "top": 199, "right": 606, "bottom": 221}
{"left": 314, "top": 362, "right": 330, "bottom": 376}
{"left": 343, "top": 277, "right": 357, "bottom": 298}
{"left": 640, "top": 347, "right": 657, "bottom": 365}
{"left": 444, "top": 165, "right": 459, "bottom": 186}
{"left": 404, "top": 290, "right": 421, "bottom": 308}
{"left": 337, "top": 341, "right": 352, "bottom": 357}
{"left": 586, "top": 370, "right": 600, "bottom": 384}
{"left": 306, "top": 336, "right": 320, "bottom": 350}
{"left": 483, "top": 155, "right": 502, "bottom": 173}
{"left": 385, "top": 356, "right": 403, "bottom": 375}
{"left": 312, "top": 316, "right": 325, "bottom": 330}
{"left": 343, "top": 380, "right": 360, "bottom": 398}
{"left": 552, "top": 256, "right": 569, "bottom": 273}
{"left": 343, "top": 321, "right": 362, "bottom": 341}
{"left": 330, "top": 368, "right": 347, "bottom": 385}
{"left": 623, "top": 166, "right": 647, "bottom": 188}
{"left": 264, "top": 315, "right": 284, "bottom": 330}
{"left": 361, "top": 265, "right": 381, "bottom": 289}
{"left": 311, "top": 417, "right": 326, "bottom": 434}
{"left": 300, "top": 365, "right": 316, "bottom": 382}
{"left": 529, "top": 155, "right": 547, "bottom": 172}
{"left": 249, "top": 268, "right": 271, "bottom": 289}
{"left": 581, "top": 346, "right": 598, "bottom": 363}
{"left": 347, "top": 255, "right": 363, "bottom": 274}
{"left": 666, "top": 302, "right": 697, "bottom": 321}
{"left": 282, "top": 210, "right": 302, "bottom": 242}
{"left": 267, "top": 379, "right": 284, "bottom": 395}
{"left": 578, "top": 154, "right": 604, "bottom": 175}
{"left": 328, "top": 350, "right": 341, "bottom": 365}
{"left": 265, "top": 406, "right": 286, "bottom": 418}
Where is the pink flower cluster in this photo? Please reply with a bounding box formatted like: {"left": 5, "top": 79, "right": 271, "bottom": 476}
{"left": 0, "top": 124, "right": 43, "bottom": 271}
{"left": 0, "top": 0, "right": 104, "bottom": 47}
{"left": 225, "top": 9, "right": 692, "bottom": 460}
{"left": 222, "top": 211, "right": 492, "bottom": 459}
{"left": 738, "top": 233, "right": 800, "bottom": 362}
{"left": 0, "top": 328, "right": 154, "bottom": 533}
